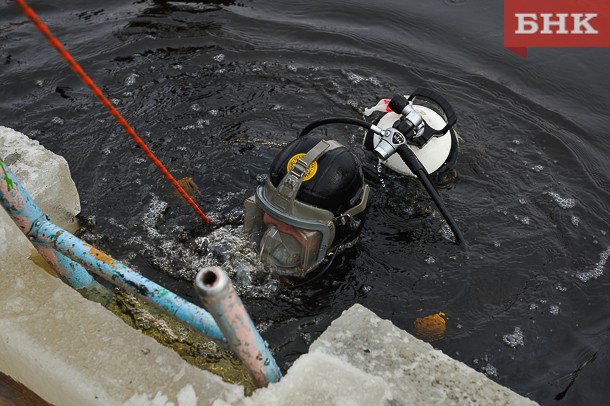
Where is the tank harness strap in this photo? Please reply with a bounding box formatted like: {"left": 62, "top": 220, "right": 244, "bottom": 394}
{"left": 277, "top": 140, "right": 342, "bottom": 202}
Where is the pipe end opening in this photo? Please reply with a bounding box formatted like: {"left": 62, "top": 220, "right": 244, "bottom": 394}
{"left": 203, "top": 269, "right": 218, "bottom": 287}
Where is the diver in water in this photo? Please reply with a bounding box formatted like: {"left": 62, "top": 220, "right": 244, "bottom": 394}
{"left": 243, "top": 134, "right": 370, "bottom": 278}
{"left": 243, "top": 89, "right": 464, "bottom": 280}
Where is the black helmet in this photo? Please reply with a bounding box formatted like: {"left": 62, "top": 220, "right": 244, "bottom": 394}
{"left": 269, "top": 134, "right": 365, "bottom": 216}
{"left": 243, "top": 134, "right": 369, "bottom": 277}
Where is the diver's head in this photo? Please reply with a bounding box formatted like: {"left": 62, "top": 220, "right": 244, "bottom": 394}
{"left": 243, "top": 134, "right": 369, "bottom": 278}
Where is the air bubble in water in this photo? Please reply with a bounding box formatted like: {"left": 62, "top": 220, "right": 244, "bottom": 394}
{"left": 575, "top": 247, "right": 610, "bottom": 282}
{"left": 125, "top": 73, "right": 139, "bottom": 86}
{"left": 51, "top": 116, "right": 64, "bottom": 125}
{"left": 481, "top": 363, "right": 498, "bottom": 378}
{"left": 503, "top": 327, "right": 524, "bottom": 348}
{"left": 301, "top": 332, "right": 312, "bottom": 345}
{"left": 346, "top": 72, "right": 365, "bottom": 84}
{"left": 376, "top": 162, "right": 386, "bottom": 189}
{"left": 532, "top": 165, "right": 543, "bottom": 173}
{"left": 256, "top": 320, "right": 273, "bottom": 333}
{"left": 571, "top": 216, "right": 580, "bottom": 226}
{"left": 549, "top": 305, "right": 560, "bottom": 315}
{"left": 547, "top": 192, "right": 576, "bottom": 209}
{"left": 143, "top": 195, "right": 169, "bottom": 229}
{"left": 440, "top": 223, "right": 454, "bottom": 242}
{"left": 368, "top": 76, "right": 381, "bottom": 86}
{"left": 514, "top": 215, "right": 530, "bottom": 225}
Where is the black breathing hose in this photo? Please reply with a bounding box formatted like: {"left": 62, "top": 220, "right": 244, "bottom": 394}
{"left": 396, "top": 144, "right": 465, "bottom": 246}
{"left": 298, "top": 117, "right": 373, "bottom": 137}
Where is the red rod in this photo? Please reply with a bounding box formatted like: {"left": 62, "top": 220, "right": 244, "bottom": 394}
{"left": 14, "top": 0, "right": 212, "bottom": 224}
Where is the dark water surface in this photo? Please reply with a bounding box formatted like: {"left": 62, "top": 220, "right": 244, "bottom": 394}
{"left": 2, "top": 0, "right": 610, "bottom": 404}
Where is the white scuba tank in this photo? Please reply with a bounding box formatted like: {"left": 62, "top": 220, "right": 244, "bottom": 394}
{"left": 364, "top": 99, "right": 457, "bottom": 177}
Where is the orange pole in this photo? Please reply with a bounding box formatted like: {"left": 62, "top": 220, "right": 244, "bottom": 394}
{"left": 14, "top": 0, "right": 212, "bottom": 224}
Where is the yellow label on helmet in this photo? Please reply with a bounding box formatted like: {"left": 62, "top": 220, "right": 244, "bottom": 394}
{"left": 287, "top": 153, "right": 317, "bottom": 181}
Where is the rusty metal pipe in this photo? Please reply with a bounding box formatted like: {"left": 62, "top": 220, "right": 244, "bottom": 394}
{"left": 194, "top": 267, "right": 282, "bottom": 387}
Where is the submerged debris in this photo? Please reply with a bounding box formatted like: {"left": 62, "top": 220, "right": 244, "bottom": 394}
{"left": 413, "top": 312, "right": 447, "bottom": 342}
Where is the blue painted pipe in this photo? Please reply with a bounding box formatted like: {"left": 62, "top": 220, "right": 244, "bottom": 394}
{"left": 195, "top": 267, "right": 283, "bottom": 387}
{"left": 0, "top": 159, "right": 95, "bottom": 290}
{"left": 0, "top": 159, "right": 43, "bottom": 232}
{"left": 29, "top": 219, "right": 227, "bottom": 344}
{"left": 32, "top": 241, "right": 97, "bottom": 290}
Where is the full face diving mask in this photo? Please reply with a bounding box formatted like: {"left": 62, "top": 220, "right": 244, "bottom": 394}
{"left": 243, "top": 138, "right": 369, "bottom": 278}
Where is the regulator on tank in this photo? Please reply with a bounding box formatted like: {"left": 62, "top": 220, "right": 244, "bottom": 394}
{"left": 365, "top": 88, "right": 459, "bottom": 177}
